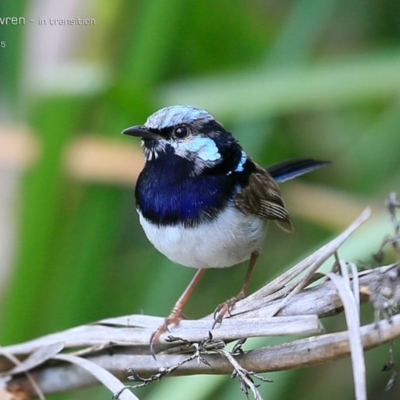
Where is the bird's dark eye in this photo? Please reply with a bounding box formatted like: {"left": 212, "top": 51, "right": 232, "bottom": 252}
{"left": 173, "top": 125, "right": 189, "bottom": 139}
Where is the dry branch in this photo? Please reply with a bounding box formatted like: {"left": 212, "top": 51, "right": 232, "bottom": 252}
{"left": 1, "top": 207, "right": 400, "bottom": 400}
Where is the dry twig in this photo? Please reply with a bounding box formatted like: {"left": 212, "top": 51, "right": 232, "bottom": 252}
{"left": 1, "top": 206, "right": 400, "bottom": 400}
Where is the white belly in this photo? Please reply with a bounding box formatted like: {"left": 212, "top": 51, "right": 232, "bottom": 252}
{"left": 138, "top": 207, "right": 267, "bottom": 268}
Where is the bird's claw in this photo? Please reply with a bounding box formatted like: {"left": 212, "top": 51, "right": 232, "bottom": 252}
{"left": 212, "top": 293, "right": 245, "bottom": 329}
{"left": 149, "top": 310, "right": 188, "bottom": 358}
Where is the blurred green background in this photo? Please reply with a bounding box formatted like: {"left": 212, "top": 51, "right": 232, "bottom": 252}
{"left": 1, "top": 0, "right": 400, "bottom": 399}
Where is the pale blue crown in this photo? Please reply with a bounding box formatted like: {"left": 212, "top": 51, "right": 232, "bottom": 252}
{"left": 144, "top": 105, "right": 215, "bottom": 129}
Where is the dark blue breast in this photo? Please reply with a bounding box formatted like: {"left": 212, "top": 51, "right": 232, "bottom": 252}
{"left": 135, "top": 151, "right": 240, "bottom": 227}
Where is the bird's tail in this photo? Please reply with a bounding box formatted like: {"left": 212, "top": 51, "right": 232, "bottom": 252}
{"left": 266, "top": 159, "right": 330, "bottom": 183}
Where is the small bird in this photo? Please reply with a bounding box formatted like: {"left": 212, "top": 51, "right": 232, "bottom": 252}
{"left": 123, "top": 105, "right": 328, "bottom": 354}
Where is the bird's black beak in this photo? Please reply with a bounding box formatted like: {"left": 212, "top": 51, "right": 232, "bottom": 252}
{"left": 122, "top": 125, "right": 161, "bottom": 140}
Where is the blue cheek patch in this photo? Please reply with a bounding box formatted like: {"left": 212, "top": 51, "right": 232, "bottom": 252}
{"left": 177, "top": 137, "right": 221, "bottom": 162}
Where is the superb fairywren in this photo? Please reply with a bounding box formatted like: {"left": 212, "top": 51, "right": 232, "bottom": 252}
{"left": 123, "top": 105, "right": 328, "bottom": 353}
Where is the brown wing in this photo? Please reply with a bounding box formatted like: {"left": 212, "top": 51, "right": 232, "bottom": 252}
{"left": 235, "top": 162, "right": 293, "bottom": 232}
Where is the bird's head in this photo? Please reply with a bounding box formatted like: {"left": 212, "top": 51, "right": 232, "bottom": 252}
{"left": 122, "top": 105, "right": 245, "bottom": 176}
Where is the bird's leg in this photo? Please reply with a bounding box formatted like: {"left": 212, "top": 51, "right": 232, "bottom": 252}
{"left": 212, "top": 251, "right": 259, "bottom": 328}
{"left": 150, "top": 268, "right": 206, "bottom": 356}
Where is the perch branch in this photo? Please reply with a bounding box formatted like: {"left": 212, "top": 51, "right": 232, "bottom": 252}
{"left": 1, "top": 207, "right": 400, "bottom": 400}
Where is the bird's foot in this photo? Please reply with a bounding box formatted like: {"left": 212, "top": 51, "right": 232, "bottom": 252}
{"left": 212, "top": 292, "right": 245, "bottom": 329}
{"left": 150, "top": 309, "right": 188, "bottom": 358}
